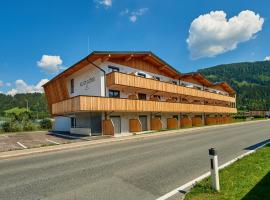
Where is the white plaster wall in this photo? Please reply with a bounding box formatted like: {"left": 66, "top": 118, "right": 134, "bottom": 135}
{"left": 54, "top": 116, "right": 71, "bottom": 132}
{"left": 66, "top": 63, "right": 105, "bottom": 97}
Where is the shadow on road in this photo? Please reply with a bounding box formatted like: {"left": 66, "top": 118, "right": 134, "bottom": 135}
{"left": 244, "top": 139, "right": 270, "bottom": 151}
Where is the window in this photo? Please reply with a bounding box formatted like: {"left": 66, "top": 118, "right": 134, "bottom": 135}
{"left": 108, "top": 66, "right": 120, "bottom": 72}
{"left": 109, "top": 90, "right": 120, "bottom": 98}
{"left": 137, "top": 72, "right": 146, "bottom": 78}
{"left": 70, "top": 79, "right": 74, "bottom": 94}
{"left": 153, "top": 76, "right": 160, "bottom": 81}
{"left": 71, "top": 117, "right": 76, "bottom": 128}
{"left": 172, "top": 81, "right": 177, "bottom": 85}
{"left": 138, "top": 93, "right": 147, "bottom": 100}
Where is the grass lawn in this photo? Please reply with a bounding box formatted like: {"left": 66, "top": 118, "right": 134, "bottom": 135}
{"left": 185, "top": 144, "right": 270, "bottom": 200}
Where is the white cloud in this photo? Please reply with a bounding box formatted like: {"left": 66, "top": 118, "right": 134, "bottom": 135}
{"left": 6, "top": 82, "right": 11, "bottom": 87}
{"left": 6, "top": 79, "right": 49, "bottom": 96}
{"left": 37, "top": 55, "right": 65, "bottom": 74}
{"left": 264, "top": 56, "right": 270, "bottom": 61}
{"left": 0, "top": 80, "right": 3, "bottom": 87}
{"left": 187, "top": 10, "right": 264, "bottom": 59}
{"left": 94, "top": 0, "right": 112, "bottom": 8}
{"left": 120, "top": 8, "right": 148, "bottom": 23}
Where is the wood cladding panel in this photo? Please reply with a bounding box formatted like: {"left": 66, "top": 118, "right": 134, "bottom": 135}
{"left": 43, "top": 77, "right": 69, "bottom": 114}
{"left": 192, "top": 117, "right": 203, "bottom": 127}
{"left": 107, "top": 72, "right": 236, "bottom": 103}
{"left": 150, "top": 118, "right": 162, "bottom": 130}
{"left": 180, "top": 117, "right": 192, "bottom": 128}
{"left": 205, "top": 117, "right": 217, "bottom": 125}
{"left": 109, "top": 57, "right": 176, "bottom": 78}
{"left": 129, "top": 119, "right": 142, "bottom": 132}
{"left": 52, "top": 96, "right": 237, "bottom": 115}
{"left": 167, "top": 118, "right": 178, "bottom": 129}
{"left": 102, "top": 119, "right": 114, "bottom": 136}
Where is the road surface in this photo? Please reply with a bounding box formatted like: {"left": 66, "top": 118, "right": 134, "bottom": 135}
{"left": 0, "top": 121, "right": 269, "bottom": 200}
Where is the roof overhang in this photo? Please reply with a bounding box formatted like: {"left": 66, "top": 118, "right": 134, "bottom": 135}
{"left": 43, "top": 51, "right": 181, "bottom": 87}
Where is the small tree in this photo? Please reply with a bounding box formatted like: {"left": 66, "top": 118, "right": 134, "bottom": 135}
{"left": 39, "top": 118, "right": 52, "bottom": 130}
{"left": 4, "top": 107, "right": 36, "bottom": 132}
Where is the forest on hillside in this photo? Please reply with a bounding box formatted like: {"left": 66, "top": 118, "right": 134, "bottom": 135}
{"left": 198, "top": 61, "right": 270, "bottom": 110}
{"left": 0, "top": 93, "right": 49, "bottom": 118}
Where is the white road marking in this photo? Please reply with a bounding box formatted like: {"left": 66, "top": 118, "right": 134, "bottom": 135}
{"left": 16, "top": 142, "right": 28, "bottom": 149}
{"left": 46, "top": 139, "right": 60, "bottom": 145}
{"left": 156, "top": 141, "right": 270, "bottom": 200}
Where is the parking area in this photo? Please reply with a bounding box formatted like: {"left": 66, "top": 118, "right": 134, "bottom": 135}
{"left": 0, "top": 131, "right": 109, "bottom": 152}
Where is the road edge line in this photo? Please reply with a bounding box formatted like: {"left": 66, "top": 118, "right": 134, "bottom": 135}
{"left": 156, "top": 140, "right": 270, "bottom": 200}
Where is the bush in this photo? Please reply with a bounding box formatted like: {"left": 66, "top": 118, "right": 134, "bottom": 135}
{"left": 1, "top": 121, "right": 22, "bottom": 132}
{"left": 39, "top": 118, "right": 52, "bottom": 130}
{"left": 23, "top": 121, "right": 37, "bottom": 131}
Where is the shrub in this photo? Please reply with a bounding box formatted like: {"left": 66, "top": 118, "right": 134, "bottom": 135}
{"left": 39, "top": 118, "right": 52, "bottom": 130}
{"left": 1, "top": 121, "right": 22, "bottom": 132}
{"left": 23, "top": 121, "right": 37, "bottom": 131}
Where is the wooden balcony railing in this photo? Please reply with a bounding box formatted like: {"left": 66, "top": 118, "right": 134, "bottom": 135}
{"left": 52, "top": 96, "right": 237, "bottom": 115}
{"left": 106, "top": 72, "right": 236, "bottom": 103}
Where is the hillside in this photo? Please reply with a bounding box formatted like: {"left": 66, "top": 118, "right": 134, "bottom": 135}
{"left": 0, "top": 93, "right": 49, "bottom": 118}
{"left": 198, "top": 61, "right": 270, "bottom": 110}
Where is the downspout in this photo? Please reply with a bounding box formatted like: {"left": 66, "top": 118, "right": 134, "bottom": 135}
{"left": 86, "top": 57, "right": 107, "bottom": 121}
{"left": 86, "top": 57, "right": 107, "bottom": 97}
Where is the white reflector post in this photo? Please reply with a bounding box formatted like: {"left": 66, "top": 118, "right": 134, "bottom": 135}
{"left": 209, "top": 148, "right": 220, "bottom": 192}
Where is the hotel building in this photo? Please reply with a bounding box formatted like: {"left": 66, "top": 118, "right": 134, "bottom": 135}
{"left": 43, "top": 51, "right": 237, "bottom": 136}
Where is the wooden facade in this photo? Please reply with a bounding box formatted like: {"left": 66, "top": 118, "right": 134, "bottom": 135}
{"left": 106, "top": 72, "right": 236, "bottom": 103}
{"left": 167, "top": 118, "right": 178, "bottom": 129}
{"left": 150, "top": 118, "right": 162, "bottom": 130}
{"left": 129, "top": 119, "right": 142, "bottom": 132}
{"left": 192, "top": 116, "right": 203, "bottom": 127}
{"left": 180, "top": 117, "right": 192, "bottom": 128}
{"left": 102, "top": 119, "right": 114, "bottom": 136}
{"left": 52, "top": 96, "right": 237, "bottom": 115}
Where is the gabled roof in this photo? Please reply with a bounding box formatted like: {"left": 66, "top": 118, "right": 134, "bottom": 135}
{"left": 180, "top": 72, "right": 213, "bottom": 87}
{"left": 213, "top": 82, "right": 236, "bottom": 95}
{"left": 44, "top": 51, "right": 181, "bottom": 86}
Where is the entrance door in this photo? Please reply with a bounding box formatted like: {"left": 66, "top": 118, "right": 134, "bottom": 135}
{"left": 110, "top": 116, "right": 121, "bottom": 134}
{"left": 139, "top": 115, "right": 148, "bottom": 131}
{"left": 90, "top": 114, "right": 102, "bottom": 136}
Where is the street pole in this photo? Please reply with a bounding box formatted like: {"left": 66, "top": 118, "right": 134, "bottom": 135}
{"left": 209, "top": 148, "right": 220, "bottom": 192}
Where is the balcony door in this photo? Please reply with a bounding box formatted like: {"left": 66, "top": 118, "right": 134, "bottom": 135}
{"left": 139, "top": 115, "right": 148, "bottom": 131}
{"left": 110, "top": 116, "right": 121, "bottom": 134}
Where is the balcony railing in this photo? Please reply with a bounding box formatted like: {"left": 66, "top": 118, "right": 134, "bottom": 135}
{"left": 106, "top": 72, "right": 236, "bottom": 103}
{"left": 52, "top": 96, "right": 237, "bottom": 115}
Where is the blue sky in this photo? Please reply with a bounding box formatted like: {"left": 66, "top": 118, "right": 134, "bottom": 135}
{"left": 0, "top": 0, "right": 270, "bottom": 94}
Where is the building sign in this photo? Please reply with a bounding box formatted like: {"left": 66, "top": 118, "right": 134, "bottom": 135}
{"left": 80, "top": 77, "right": 96, "bottom": 90}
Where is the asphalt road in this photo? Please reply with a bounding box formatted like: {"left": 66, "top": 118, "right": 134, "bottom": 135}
{"left": 0, "top": 121, "right": 269, "bottom": 200}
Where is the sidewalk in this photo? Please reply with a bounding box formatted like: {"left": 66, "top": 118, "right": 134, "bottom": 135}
{"left": 0, "top": 119, "right": 268, "bottom": 160}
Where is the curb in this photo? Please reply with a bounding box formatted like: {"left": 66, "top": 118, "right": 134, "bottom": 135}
{"left": 156, "top": 140, "right": 270, "bottom": 200}
{"left": 0, "top": 119, "right": 269, "bottom": 160}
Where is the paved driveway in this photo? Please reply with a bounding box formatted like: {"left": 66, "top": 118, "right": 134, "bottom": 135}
{"left": 0, "top": 121, "right": 269, "bottom": 200}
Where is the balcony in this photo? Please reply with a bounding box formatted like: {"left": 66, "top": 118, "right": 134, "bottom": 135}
{"left": 52, "top": 96, "right": 237, "bottom": 115}
{"left": 106, "top": 72, "right": 236, "bottom": 103}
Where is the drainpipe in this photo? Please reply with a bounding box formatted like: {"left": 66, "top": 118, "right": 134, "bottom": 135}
{"left": 86, "top": 57, "right": 107, "bottom": 97}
